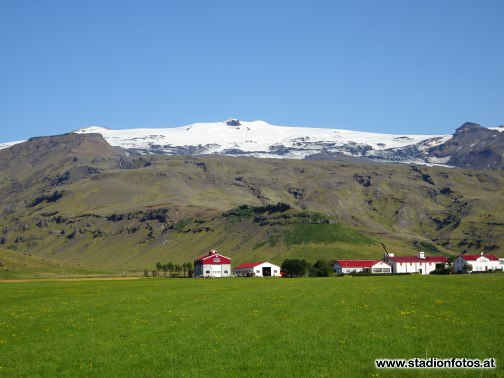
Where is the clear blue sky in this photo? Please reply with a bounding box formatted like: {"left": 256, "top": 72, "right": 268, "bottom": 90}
{"left": 1, "top": 0, "right": 503, "bottom": 142}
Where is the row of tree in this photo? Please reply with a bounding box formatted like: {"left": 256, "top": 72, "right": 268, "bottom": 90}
{"left": 145, "top": 259, "right": 333, "bottom": 278}
{"left": 281, "top": 259, "right": 334, "bottom": 277}
{"left": 145, "top": 262, "right": 194, "bottom": 278}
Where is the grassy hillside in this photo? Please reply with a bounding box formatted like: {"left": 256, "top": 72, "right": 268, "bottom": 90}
{"left": 0, "top": 247, "right": 108, "bottom": 279}
{"left": 0, "top": 134, "right": 503, "bottom": 273}
{"left": 0, "top": 275, "right": 502, "bottom": 376}
{"left": 0, "top": 205, "right": 385, "bottom": 270}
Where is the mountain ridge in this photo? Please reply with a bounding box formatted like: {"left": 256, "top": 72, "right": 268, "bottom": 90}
{"left": 2, "top": 119, "right": 503, "bottom": 169}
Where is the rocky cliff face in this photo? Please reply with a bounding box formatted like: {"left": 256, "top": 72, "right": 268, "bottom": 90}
{"left": 427, "top": 123, "right": 504, "bottom": 170}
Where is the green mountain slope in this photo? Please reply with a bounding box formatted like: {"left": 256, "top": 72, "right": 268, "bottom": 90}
{"left": 0, "top": 134, "right": 503, "bottom": 273}
{"left": 0, "top": 247, "right": 110, "bottom": 279}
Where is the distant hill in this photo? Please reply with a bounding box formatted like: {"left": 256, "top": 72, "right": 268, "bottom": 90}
{"left": 0, "top": 132, "right": 502, "bottom": 274}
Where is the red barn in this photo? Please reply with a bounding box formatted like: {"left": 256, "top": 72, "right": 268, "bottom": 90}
{"left": 194, "top": 250, "right": 231, "bottom": 277}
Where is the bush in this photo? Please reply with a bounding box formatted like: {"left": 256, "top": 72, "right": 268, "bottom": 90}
{"left": 430, "top": 269, "right": 451, "bottom": 275}
{"left": 310, "top": 260, "right": 333, "bottom": 277}
{"left": 281, "top": 259, "right": 309, "bottom": 277}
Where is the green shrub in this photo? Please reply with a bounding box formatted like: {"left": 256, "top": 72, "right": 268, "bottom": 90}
{"left": 281, "top": 259, "right": 309, "bottom": 277}
{"left": 430, "top": 268, "right": 451, "bottom": 275}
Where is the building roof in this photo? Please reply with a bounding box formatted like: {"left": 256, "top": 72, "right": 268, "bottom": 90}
{"left": 235, "top": 262, "right": 264, "bottom": 269}
{"left": 460, "top": 254, "right": 499, "bottom": 261}
{"left": 387, "top": 256, "right": 448, "bottom": 263}
{"left": 194, "top": 250, "right": 231, "bottom": 262}
{"left": 335, "top": 260, "right": 389, "bottom": 268}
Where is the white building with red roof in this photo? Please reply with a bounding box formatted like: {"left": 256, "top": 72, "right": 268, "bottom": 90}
{"left": 333, "top": 260, "right": 392, "bottom": 275}
{"left": 194, "top": 250, "right": 231, "bottom": 277}
{"left": 234, "top": 262, "right": 281, "bottom": 277}
{"left": 384, "top": 252, "right": 448, "bottom": 275}
{"left": 453, "top": 252, "right": 503, "bottom": 273}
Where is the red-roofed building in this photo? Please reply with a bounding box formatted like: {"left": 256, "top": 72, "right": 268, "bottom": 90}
{"left": 194, "top": 250, "right": 231, "bottom": 277}
{"left": 234, "top": 262, "right": 281, "bottom": 277}
{"left": 384, "top": 252, "right": 448, "bottom": 275}
{"left": 333, "top": 260, "right": 392, "bottom": 275}
{"left": 453, "top": 252, "right": 503, "bottom": 273}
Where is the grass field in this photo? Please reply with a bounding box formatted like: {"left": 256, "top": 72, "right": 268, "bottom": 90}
{"left": 1, "top": 275, "right": 503, "bottom": 377}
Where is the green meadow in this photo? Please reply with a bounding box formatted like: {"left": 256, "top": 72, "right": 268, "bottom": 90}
{"left": 1, "top": 275, "right": 503, "bottom": 377}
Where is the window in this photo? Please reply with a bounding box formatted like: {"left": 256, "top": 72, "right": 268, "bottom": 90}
{"left": 224, "top": 270, "right": 228, "bottom": 274}
{"left": 374, "top": 268, "right": 382, "bottom": 273}
{"left": 383, "top": 268, "right": 390, "bottom": 273}
{"left": 205, "top": 270, "right": 210, "bottom": 274}
{"left": 256, "top": 270, "right": 260, "bottom": 273}
{"left": 274, "top": 270, "right": 278, "bottom": 273}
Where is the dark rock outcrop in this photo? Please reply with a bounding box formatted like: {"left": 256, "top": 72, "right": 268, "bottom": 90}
{"left": 427, "top": 123, "right": 504, "bottom": 170}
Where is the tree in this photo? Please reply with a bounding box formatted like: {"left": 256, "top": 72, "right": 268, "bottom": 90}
{"left": 174, "top": 264, "right": 182, "bottom": 277}
{"left": 162, "top": 263, "right": 169, "bottom": 278}
{"left": 185, "top": 262, "right": 194, "bottom": 278}
{"left": 311, "top": 260, "right": 333, "bottom": 277}
{"left": 167, "top": 262, "right": 174, "bottom": 277}
{"left": 181, "top": 262, "right": 193, "bottom": 278}
{"left": 447, "top": 256, "right": 457, "bottom": 273}
{"left": 155, "top": 262, "right": 162, "bottom": 277}
{"left": 281, "top": 259, "right": 309, "bottom": 278}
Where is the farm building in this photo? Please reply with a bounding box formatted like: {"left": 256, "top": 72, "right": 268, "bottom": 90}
{"left": 194, "top": 250, "right": 231, "bottom": 278}
{"left": 333, "top": 260, "right": 392, "bottom": 275}
{"left": 453, "top": 253, "right": 503, "bottom": 273}
{"left": 234, "top": 262, "right": 281, "bottom": 277}
{"left": 384, "top": 252, "right": 448, "bottom": 275}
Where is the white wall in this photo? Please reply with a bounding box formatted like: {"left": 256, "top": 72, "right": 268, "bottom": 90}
{"left": 370, "top": 261, "right": 392, "bottom": 274}
{"left": 235, "top": 263, "right": 281, "bottom": 277}
{"left": 388, "top": 260, "right": 438, "bottom": 275}
{"left": 201, "top": 264, "right": 231, "bottom": 277}
{"left": 256, "top": 262, "right": 281, "bottom": 277}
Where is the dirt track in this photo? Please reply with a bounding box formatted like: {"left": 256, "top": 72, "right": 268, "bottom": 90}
{"left": 0, "top": 277, "right": 143, "bottom": 283}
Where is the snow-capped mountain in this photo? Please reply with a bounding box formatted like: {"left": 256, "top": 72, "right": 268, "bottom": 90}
{"left": 2, "top": 119, "right": 503, "bottom": 168}
{"left": 70, "top": 119, "right": 450, "bottom": 164}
